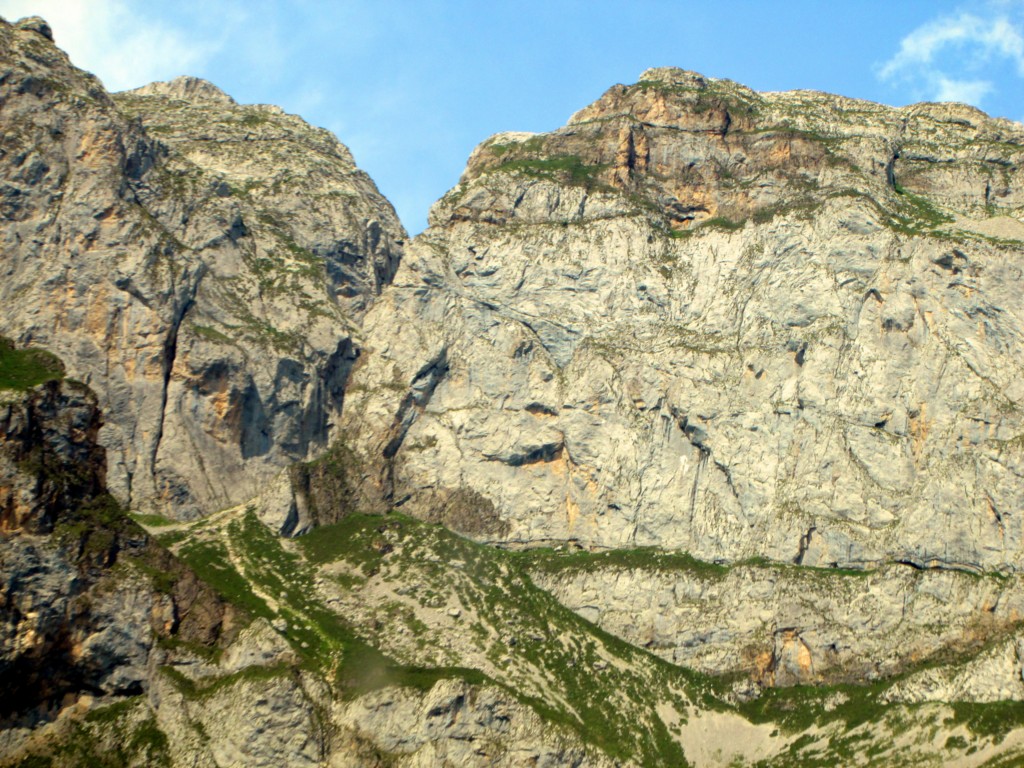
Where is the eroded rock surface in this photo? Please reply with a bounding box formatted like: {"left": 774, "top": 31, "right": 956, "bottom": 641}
{"left": 533, "top": 558, "right": 1024, "bottom": 686}
{"left": 0, "top": 18, "right": 404, "bottom": 521}
{"left": 0, "top": 377, "right": 231, "bottom": 736}
{"left": 344, "top": 66, "right": 1024, "bottom": 574}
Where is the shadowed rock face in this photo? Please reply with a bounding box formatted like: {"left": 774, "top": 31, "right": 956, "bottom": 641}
{"left": 0, "top": 18, "right": 405, "bottom": 520}
{"left": 0, "top": 379, "right": 231, "bottom": 726}
{"left": 343, "top": 66, "right": 1024, "bottom": 572}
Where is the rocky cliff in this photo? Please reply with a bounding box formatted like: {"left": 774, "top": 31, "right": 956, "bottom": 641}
{"left": 0, "top": 365, "right": 233, "bottom": 749}
{"left": 0, "top": 342, "right": 616, "bottom": 767}
{"left": 0, "top": 16, "right": 404, "bottom": 524}
{"left": 344, "top": 66, "right": 1024, "bottom": 576}
{"left": 7, "top": 15, "right": 1024, "bottom": 768}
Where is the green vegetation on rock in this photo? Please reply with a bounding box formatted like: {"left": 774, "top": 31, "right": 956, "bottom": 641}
{"left": 0, "top": 336, "right": 64, "bottom": 391}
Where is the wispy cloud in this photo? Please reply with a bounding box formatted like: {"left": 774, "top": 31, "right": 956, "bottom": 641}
{"left": 878, "top": 7, "right": 1024, "bottom": 106}
{"left": 934, "top": 76, "right": 994, "bottom": 103}
{"left": 0, "top": 0, "right": 222, "bottom": 91}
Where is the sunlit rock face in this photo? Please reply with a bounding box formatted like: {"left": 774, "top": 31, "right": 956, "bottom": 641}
{"left": 345, "top": 66, "right": 1024, "bottom": 572}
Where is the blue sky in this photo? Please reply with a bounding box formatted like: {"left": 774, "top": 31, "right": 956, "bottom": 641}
{"left": 1, "top": 1, "right": 1022, "bottom": 234}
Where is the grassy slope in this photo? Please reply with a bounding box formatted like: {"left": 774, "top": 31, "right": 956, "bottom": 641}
{"left": 171, "top": 510, "right": 701, "bottom": 764}
{"left": 160, "top": 508, "right": 1024, "bottom": 766}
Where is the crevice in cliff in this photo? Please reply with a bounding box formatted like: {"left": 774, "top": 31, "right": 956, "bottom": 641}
{"left": 713, "top": 457, "right": 741, "bottom": 503}
{"left": 381, "top": 348, "right": 449, "bottom": 500}
{"left": 793, "top": 525, "right": 816, "bottom": 565}
{"left": 486, "top": 441, "right": 565, "bottom": 467}
{"left": 894, "top": 557, "right": 984, "bottom": 576}
{"left": 885, "top": 147, "right": 900, "bottom": 190}
{"left": 148, "top": 265, "right": 205, "bottom": 503}
{"left": 688, "top": 448, "right": 709, "bottom": 523}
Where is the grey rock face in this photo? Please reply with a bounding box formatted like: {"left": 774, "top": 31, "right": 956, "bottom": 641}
{"left": 148, "top": 666, "right": 611, "bottom": 768}
{"left": 333, "top": 679, "right": 611, "bottom": 767}
{"left": 0, "top": 18, "right": 404, "bottom": 520}
{"left": 533, "top": 560, "right": 1024, "bottom": 686}
{"left": 151, "top": 667, "right": 326, "bottom": 768}
{"left": 0, "top": 381, "right": 148, "bottom": 721}
{"left": 343, "top": 66, "right": 1024, "bottom": 574}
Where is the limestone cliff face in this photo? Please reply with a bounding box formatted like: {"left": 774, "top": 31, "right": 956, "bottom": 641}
{"left": 344, "top": 66, "right": 1024, "bottom": 572}
{"left": 0, "top": 17, "right": 404, "bottom": 522}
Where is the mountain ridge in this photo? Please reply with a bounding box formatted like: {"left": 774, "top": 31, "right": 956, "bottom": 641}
{"left": 3, "top": 14, "right": 1024, "bottom": 767}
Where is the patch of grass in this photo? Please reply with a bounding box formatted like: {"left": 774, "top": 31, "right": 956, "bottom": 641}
{"left": 946, "top": 701, "right": 1024, "bottom": 744}
{"left": 0, "top": 336, "right": 64, "bottom": 391}
{"left": 176, "top": 537, "right": 273, "bottom": 620}
{"left": 159, "top": 663, "right": 291, "bottom": 700}
{"left": 189, "top": 323, "right": 233, "bottom": 345}
{"left": 517, "top": 546, "right": 729, "bottom": 579}
{"left": 698, "top": 216, "right": 747, "bottom": 232}
{"left": 83, "top": 699, "right": 139, "bottom": 725}
{"left": 520, "top": 546, "right": 874, "bottom": 582}
{"left": 738, "top": 680, "right": 893, "bottom": 734}
{"left": 888, "top": 183, "right": 955, "bottom": 236}
{"left": 298, "top": 512, "right": 392, "bottom": 570}
{"left": 239, "top": 112, "right": 268, "bottom": 128}
{"left": 493, "top": 154, "right": 611, "bottom": 191}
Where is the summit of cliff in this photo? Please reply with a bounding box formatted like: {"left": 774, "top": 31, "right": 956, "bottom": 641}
{"left": 124, "top": 75, "right": 237, "bottom": 105}
{"left": 442, "top": 64, "right": 1022, "bottom": 234}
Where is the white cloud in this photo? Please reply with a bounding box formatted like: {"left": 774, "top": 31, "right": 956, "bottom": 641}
{"left": 881, "top": 13, "right": 1024, "bottom": 79}
{"left": 878, "top": 8, "right": 1024, "bottom": 105}
{"left": 934, "top": 76, "right": 994, "bottom": 103}
{"left": 0, "top": 0, "right": 221, "bottom": 91}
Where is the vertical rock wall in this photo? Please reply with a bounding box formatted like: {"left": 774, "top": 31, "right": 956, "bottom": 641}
{"left": 0, "top": 18, "right": 405, "bottom": 520}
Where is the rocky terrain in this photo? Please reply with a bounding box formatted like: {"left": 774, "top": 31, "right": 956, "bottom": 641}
{"left": 4, "top": 12, "right": 1024, "bottom": 768}
{"left": 344, "top": 66, "right": 1024, "bottom": 573}
{"left": 0, "top": 16, "right": 404, "bottom": 524}
{"left": 0, "top": 350, "right": 233, "bottom": 757}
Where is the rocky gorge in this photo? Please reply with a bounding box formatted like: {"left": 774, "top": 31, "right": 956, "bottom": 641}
{"left": 2, "top": 13, "right": 1024, "bottom": 767}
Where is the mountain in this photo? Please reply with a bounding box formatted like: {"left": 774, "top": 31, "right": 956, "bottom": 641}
{"left": 0, "top": 15, "right": 404, "bottom": 525}
{"left": 4, "top": 14, "right": 1024, "bottom": 767}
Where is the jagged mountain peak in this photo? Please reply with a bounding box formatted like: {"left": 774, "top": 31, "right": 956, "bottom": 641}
{"left": 123, "top": 74, "right": 237, "bottom": 105}
{"left": 0, "top": 13, "right": 404, "bottom": 521}
{"left": 11, "top": 15, "right": 52, "bottom": 41}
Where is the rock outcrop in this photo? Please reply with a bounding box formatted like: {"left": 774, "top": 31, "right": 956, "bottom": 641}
{"left": 0, "top": 373, "right": 231, "bottom": 740}
{"left": 0, "top": 17, "right": 404, "bottom": 522}
{"left": 532, "top": 556, "right": 1024, "bottom": 686}
{"left": 343, "top": 66, "right": 1024, "bottom": 574}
